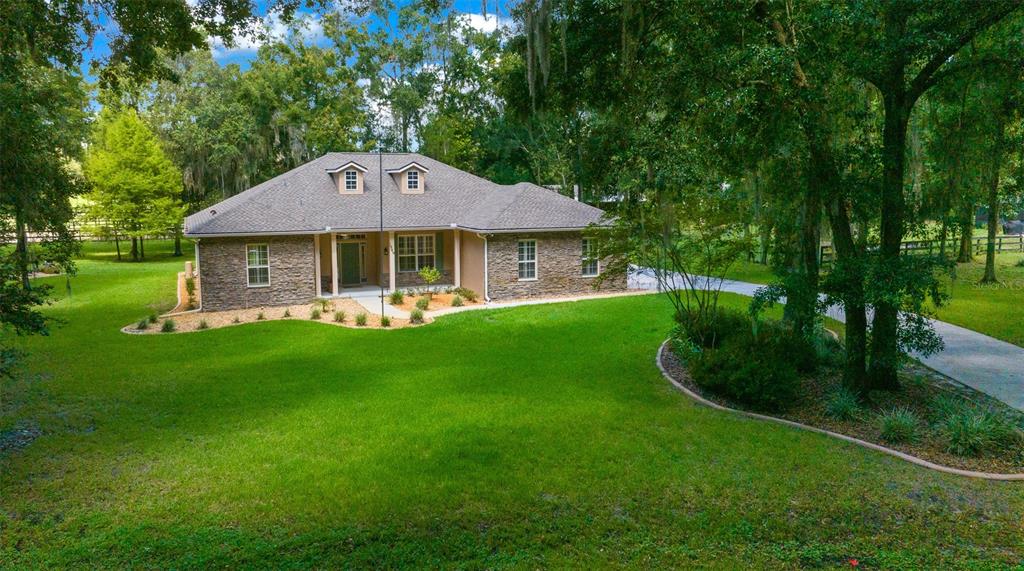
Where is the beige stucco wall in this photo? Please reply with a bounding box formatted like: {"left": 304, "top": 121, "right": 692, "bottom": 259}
{"left": 459, "top": 231, "right": 485, "bottom": 297}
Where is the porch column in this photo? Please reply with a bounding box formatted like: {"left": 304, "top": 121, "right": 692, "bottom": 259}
{"left": 314, "top": 234, "right": 322, "bottom": 297}
{"left": 388, "top": 231, "right": 396, "bottom": 292}
{"left": 330, "top": 232, "right": 338, "bottom": 296}
{"left": 453, "top": 229, "right": 462, "bottom": 288}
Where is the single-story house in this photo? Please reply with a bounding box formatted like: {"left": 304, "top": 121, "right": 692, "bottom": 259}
{"left": 184, "top": 152, "right": 626, "bottom": 311}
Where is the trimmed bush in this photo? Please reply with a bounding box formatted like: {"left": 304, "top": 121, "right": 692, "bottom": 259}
{"left": 689, "top": 335, "right": 800, "bottom": 413}
{"left": 161, "top": 319, "right": 176, "bottom": 333}
{"left": 257, "top": 311, "right": 265, "bottom": 321}
{"left": 877, "top": 407, "right": 919, "bottom": 444}
{"left": 333, "top": 310, "right": 346, "bottom": 323}
{"left": 389, "top": 290, "right": 405, "bottom": 305}
{"left": 380, "top": 316, "right": 391, "bottom": 327}
{"left": 310, "top": 308, "right": 322, "bottom": 320}
{"left": 410, "top": 308, "right": 424, "bottom": 324}
{"left": 453, "top": 287, "right": 477, "bottom": 302}
{"left": 824, "top": 386, "right": 861, "bottom": 421}
{"left": 136, "top": 319, "right": 148, "bottom": 330}
{"left": 148, "top": 313, "right": 159, "bottom": 324}
{"left": 355, "top": 312, "right": 367, "bottom": 326}
{"left": 197, "top": 320, "right": 209, "bottom": 330}
{"left": 451, "top": 295, "right": 463, "bottom": 307}
{"left": 415, "top": 297, "right": 429, "bottom": 311}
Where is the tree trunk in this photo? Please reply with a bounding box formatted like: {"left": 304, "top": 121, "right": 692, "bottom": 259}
{"left": 115, "top": 234, "right": 122, "bottom": 261}
{"left": 981, "top": 117, "right": 1004, "bottom": 283}
{"left": 130, "top": 237, "right": 139, "bottom": 262}
{"left": 957, "top": 204, "right": 974, "bottom": 262}
{"left": 174, "top": 228, "right": 183, "bottom": 257}
{"left": 867, "top": 96, "right": 910, "bottom": 391}
{"left": 15, "top": 207, "right": 30, "bottom": 289}
{"left": 140, "top": 236, "right": 145, "bottom": 260}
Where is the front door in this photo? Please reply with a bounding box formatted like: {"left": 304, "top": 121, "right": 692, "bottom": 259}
{"left": 339, "top": 243, "right": 362, "bottom": 287}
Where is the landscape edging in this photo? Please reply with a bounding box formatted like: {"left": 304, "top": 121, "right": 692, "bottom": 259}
{"left": 656, "top": 339, "right": 1024, "bottom": 482}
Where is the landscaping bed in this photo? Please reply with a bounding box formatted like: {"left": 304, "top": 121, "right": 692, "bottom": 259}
{"left": 124, "top": 298, "right": 422, "bottom": 334}
{"left": 661, "top": 337, "right": 1024, "bottom": 475}
{"left": 388, "top": 287, "right": 482, "bottom": 313}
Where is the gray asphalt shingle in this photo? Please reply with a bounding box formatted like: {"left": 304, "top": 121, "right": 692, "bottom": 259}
{"left": 184, "top": 152, "right": 609, "bottom": 236}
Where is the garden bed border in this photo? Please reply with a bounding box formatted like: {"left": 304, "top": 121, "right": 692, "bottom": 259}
{"left": 656, "top": 340, "right": 1024, "bottom": 481}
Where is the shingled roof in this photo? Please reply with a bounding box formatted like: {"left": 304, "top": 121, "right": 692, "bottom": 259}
{"left": 184, "top": 152, "right": 609, "bottom": 236}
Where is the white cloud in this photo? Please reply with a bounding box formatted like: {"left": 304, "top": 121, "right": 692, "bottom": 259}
{"left": 209, "top": 12, "right": 325, "bottom": 58}
{"left": 459, "top": 13, "right": 511, "bottom": 34}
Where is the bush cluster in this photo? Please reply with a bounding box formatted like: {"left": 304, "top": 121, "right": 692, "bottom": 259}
{"left": 930, "top": 396, "right": 1021, "bottom": 457}
{"left": 453, "top": 287, "right": 478, "bottom": 302}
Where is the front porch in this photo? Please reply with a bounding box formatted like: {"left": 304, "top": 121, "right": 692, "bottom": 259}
{"left": 313, "top": 229, "right": 485, "bottom": 298}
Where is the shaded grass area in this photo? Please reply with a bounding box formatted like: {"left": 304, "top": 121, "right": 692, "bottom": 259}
{"left": 2, "top": 241, "right": 1023, "bottom": 568}
{"left": 725, "top": 253, "right": 1024, "bottom": 347}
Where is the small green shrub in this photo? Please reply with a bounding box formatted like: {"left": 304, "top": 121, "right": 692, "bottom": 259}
{"left": 451, "top": 295, "right": 463, "bottom": 307}
{"left": 310, "top": 308, "right": 321, "bottom": 320}
{"left": 315, "top": 298, "right": 334, "bottom": 312}
{"left": 453, "top": 287, "right": 478, "bottom": 302}
{"left": 257, "top": 311, "right": 265, "bottom": 321}
{"left": 333, "top": 310, "right": 345, "bottom": 323}
{"left": 148, "top": 313, "right": 158, "bottom": 324}
{"left": 877, "top": 407, "right": 919, "bottom": 444}
{"left": 185, "top": 277, "right": 197, "bottom": 308}
{"left": 942, "top": 408, "right": 1018, "bottom": 457}
{"left": 418, "top": 266, "right": 442, "bottom": 292}
{"left": 380, "top": 315, "right": 391, "bottom": 327}
{"left": 410, "top": 308, "right": 424, "bottom": 324}
{"left": 389, "top": 290, "right": 405, "bottom": 305}
{"left": 161, "top": 319, "right": 176, "bottom": 333}
{"left": 355, "top": 312, "right": 367, "bottom": 326}
{"left": 689, "top": 336, "right": 800, "bottom": 413}
{"left": 1016, "top": 258, "right": 1024, "bottom": 268}
{"left": 824, "top": 386, "right": 861, "bottom": 421}
{"left": 283, "top": 308, "right": 291, "bottom": 318}
{"left": 197, "top": 320, "right": 209, "bottom": 330}
{"left": 415, "top": 297, "right": 429, "bottom": 311}
{"left": 929, "top": 393, "right": 968, "bottom": 422}
{"left": 136, "top": 319, "right": 149, "bottom": 330}
{"left": 232, "top": 316, "right": 241, "bottom": 324}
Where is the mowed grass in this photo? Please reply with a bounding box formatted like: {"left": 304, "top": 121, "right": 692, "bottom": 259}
{"left": 726, "top": 253, "right": 1024, "bottom": 347}
{"left": 2, "top": 242, "right": 1023, "bottom": 568}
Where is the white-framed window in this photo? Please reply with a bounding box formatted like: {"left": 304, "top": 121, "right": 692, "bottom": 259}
{"left": 581, "top": 238, "right": 599, "bottom": 277}
{"left": 397, "top": 234, "right": 434, "bottom": 272}
{"left": 518, "top": 239, "right": 537, "bottom": 280}
{"left": 246, "top": 243, "right": 270, "bottom": 287}
{"left": 344, "top": 169, "right": 358, "bottom": 191}
{"left": 406, "top": 170, "right": 419, "bottom": 191}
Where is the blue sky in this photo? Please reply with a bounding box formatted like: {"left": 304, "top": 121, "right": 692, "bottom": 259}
{"left": 82, "top": 0, "right": 512, "bottom": 81}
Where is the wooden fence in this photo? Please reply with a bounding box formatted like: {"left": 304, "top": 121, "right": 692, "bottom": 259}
{"left": 820, "top": 234, "right": 1024, "bottom": 266}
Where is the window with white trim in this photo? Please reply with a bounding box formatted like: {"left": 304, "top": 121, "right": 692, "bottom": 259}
{"left": 246, "top": 243, "right": 269, "bottom": 287}
{"left": 397, "top": 234, "right": 434, "bottom": 272}
{"left": 581, "top": 238, "right": 598, "bottom": 277}
{"left": 518, "top": 239, "right": 537, "bottom": 280}
{"left": 406, "top": 170, "right": 419, "bottom": 191}
{"left": 344, "top": 169, "right": 358, "bottom": 191}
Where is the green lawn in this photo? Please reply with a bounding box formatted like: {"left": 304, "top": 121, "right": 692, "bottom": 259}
{"left": 2, "top": 241, "right": 1023, "bottom": 568}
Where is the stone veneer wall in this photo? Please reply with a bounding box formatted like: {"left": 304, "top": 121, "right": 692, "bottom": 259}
{"left": 198, "top": 235, "right": 316, "bottom": 311}
{"left": 485, "top": 231, "right": 627, "bottom": 300}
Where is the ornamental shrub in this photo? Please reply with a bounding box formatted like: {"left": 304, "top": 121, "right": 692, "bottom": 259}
{"left": 310, "top": 308, "right": 322, "bottom": 320}
{"left": 232, "top": 316, "right": 241, "bottom": 324}
{"left": 136, "top": 319, "right": 148, "bottom": 330}
{"left": 161, "top": 319, "right": 176, "bottom": 333}
{"left": 451, "top": 295, "right": 463, "bottom": 307}
{"left": 410, "top": 308, "right": 424, "bottom": 324}
{"left": 453, "top": 287, "right": 478, "bottom": 302}
{"left": 355, "top": 312, "right": 367, "bottom": 326}
{"left": 257, "top": 311, "right": 265, "bottom": 320}
{"left": 148, "top": 313, "right": 159, "bottom": 324}
{"left": 333, "top": 310, "right": 346, "bottom": 323}
{"left": 942, "top": 408, "right": 1018, "bottom": 457}
{"left": 380, "top": 316, "right": 391, "bottom": 327}
{"left": 389, "top": 290, "right": 405, "bottom": 305}
{"left": 197, "top": 320, "right": 209, "bottom": 330}
{"left": 415, "top": 297, "right": 429, "bottom": 311}
{"left": 689, "top": 334, "right": 800, "bottom": 413}
{"left": 418, "top": 266, "right": 442, "bottom": 291}
{"left": 877, "top": 408, "right": 919, "bottom": 444}
{"left": 283, "top": 308, "right": 291, "bottom": 318}
{"left": 824, "top": 386, "right": 861, "bottom": 421}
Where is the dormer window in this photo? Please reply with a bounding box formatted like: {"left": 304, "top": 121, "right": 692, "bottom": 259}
{"left": 385, "top": 161, "right": 430, "bottom": 194}
{"left": 326, "top": 161, "right": 367, "bottom": 194}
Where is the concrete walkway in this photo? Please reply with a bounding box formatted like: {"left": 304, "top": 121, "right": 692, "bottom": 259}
{"left": 628, "top": 267, "right": 1024, "bottom": 411}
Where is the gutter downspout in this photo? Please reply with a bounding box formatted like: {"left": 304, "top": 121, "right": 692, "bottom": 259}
{"left": 478, "top": 233, "right": 490, "bottom": 302}
{"left": 194, "top": 239, "right": 202, "bottom": 311}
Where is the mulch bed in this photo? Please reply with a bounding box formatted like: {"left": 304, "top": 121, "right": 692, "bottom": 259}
{"left": 660, "top": 346, "right": 1024, "bottom": 474}
{"left": 391, "top": 292, "right": 482, "bottom": 312}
